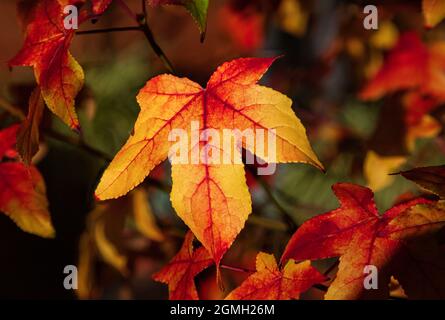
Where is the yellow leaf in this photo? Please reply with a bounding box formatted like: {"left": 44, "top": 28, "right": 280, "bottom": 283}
{"left": 77, "top": 232, "right": 96, "bottom": 299}
{"left": 364, "top": 150, "right": 406, "bottom": 191}
{"left": 369, "top": 21, "right": 398, "bottom": 50}
{"left": 89, "top": 203, "right": 128, "bottom": 276}
{"left": 276, "top": 0, "right": 309, "bottom": 37}
{"left": 132, "top": 187, "right": 164, "bottom": 242}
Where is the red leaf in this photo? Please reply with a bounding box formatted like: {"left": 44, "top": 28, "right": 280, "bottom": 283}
{"left": 0, "top": 125, "right": 54, "bottom": 238}
{"left": 91, "top": 0, "right": 112, "bottom": 15}
{"left": 0, "top": 124, "right": 20, "bottom": 160}
{"left": 361, "top": 32, "right": 445, "bottom": 106}
{"left": 9, "top": 0, "right": 85, "bottom": 130}
{"left": 152, "top": 231, "right": 213, "bottom": 300}
{"left": 281, "top": 183, "right": 442, "bottom": 299}
{"left": 360, "top": 32, "right": 429, "bottom": 101}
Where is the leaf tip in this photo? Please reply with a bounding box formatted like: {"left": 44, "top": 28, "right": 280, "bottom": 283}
{"left": 200, "top": 31, "right": 206, "bottom": 43}
{"left": 72, "top": 123, "right": 81, "bottom": 134}
{"left": 94, "top": 193, "right": 102, "bottom": 202}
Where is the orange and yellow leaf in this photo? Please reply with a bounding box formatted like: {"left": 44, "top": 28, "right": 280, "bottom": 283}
{"left": 0, "top": 162, "right": 54, "bottom": 238}
{"left": 95, "top": 57, "right": 322, "bottom": 265}
{"left": 225, "top": 252, "right": 325, "bottom": 300}
{"left": 0, "top": 125, "right": 54, "bottom": 238}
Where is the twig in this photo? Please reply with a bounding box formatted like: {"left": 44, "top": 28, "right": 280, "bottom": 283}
{"left": 0, "top": 97, "right": 25, "bottom": 120}
{"left": 110, "top": 0, "right": 174, "bottom": 72}
{"left": 247, "top": 215, "right": 288, "bottom": 232}
{"left": 139, "top": 0, "right": 174, "bottom": 72}
{"left": 324, "top": 260, "right": 339, "bottom": 276}
{"left": 44, "top": 128, "right": 111, "bottom": 161}
{"left": 116, "top": 0, "right": 139, "bottom": 22}
{"left": 313, "top": 284, "right": 328, "bottom": 292}
{"left": 76, "top": 26, "right": 142, "bottom": 35}
{"left": 43, "top": 128, "right": 170, "bottom": 191}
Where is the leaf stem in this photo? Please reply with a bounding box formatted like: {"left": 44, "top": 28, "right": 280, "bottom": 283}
{"left": 220, "top": 264, "right": 331, "bottom": 294}
{"left": 220, "top": 264, "right": 254, "bottom": 273}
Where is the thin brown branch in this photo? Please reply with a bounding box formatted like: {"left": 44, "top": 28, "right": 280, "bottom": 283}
{"left": 0, "top": 97, "right": 25, "bottom": 120}
{"left": 44, "top": 128, "right": 110, "bottom": 161}
{"left": 116, "top": 0, "right": 139, "bottom": 22}
{"left": 76, "top": 26, "right": 142, "bottom": 35}
{"left": 139, "top": 0, "right": 174, "bottom": 72}
{"left": 43, "top": 128, "right": 170, "bottom": 192}
{"left": 324, "top": 260, "right": 339, "bottom": 277}
{"left": 313, "top": 284, "right": 328, "bottom": 292}
{"left": 112, "top": 0, "right": 174, "bottom": 72}
{"left": 247, "top": 215, "right": 288, "bottom": 232}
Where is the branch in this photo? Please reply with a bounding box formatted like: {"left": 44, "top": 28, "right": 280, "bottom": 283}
{"left": 110, "top": 0, "right": 174, "bottom": 72}
{"left": 139, "top": 0, "right": 174, "bottom": 72}
{"left": 44, "top": 128, "right": 111, "bottom": 161}
{"left": 323, "top": 260, "right": 339, "bottom": 277}
{"left": 76, "top": 26, "right": 142, "bottom": 35}
{"left": 43, "top": 128, "right": 169, "bottom": 191}
{"left": 247, "top": 215, "right": 288, "bottom": 232}
{"left": 116, "top": 0, "right": 139, "bottom": 22}
{"left": 313, "top": 284, "right": 328, "bottom": 292}
{"left": 0, "top": 97, "right": 25, "bottom": 120}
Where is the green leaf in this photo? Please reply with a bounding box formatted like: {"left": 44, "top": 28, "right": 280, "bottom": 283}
{"left": 184, "top": 0, "right": 209, "bottom": 40}
{"left": 148, "top": 0, "right": 209, "bottom": 40}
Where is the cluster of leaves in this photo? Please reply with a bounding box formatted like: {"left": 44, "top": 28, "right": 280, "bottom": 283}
{"left": 2, "top": 0, "right": 445, "bottom": 300}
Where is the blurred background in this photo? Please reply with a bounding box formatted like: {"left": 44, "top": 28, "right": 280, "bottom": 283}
{"left": 0, "top": 0, "right": 444, "bottom": 299}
